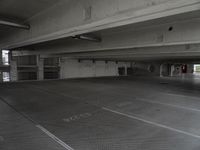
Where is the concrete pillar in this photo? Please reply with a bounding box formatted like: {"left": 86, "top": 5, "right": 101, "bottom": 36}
{"left": 160, "top": 64, "right": 170, "bottom": 77}
{"left": 187, "top": 64, "right": 194, "bottom": 74}
{"left": 0, "top": 50, "right": 2, "bottom": 65}
{"left": 0, "top": 72, "right": 3, "bottom": 82}
{"left": 124, "top": 63, "right": 128, "bottom": 76}
{"left": 37, "top": 56, "right": 44, "bottom": 80}
{"left": 170, "top": 65, "right": 175, "bottom": 77}
{"left": 0, "top": 50, "right": 3, "bottom": 82}
{"left": 10, "top": 60, "right": 18, "bottom": 81}
{"left": 59, "top": 57, "right": 65, "bottom": 79}
{"left": 160, "top": 64, "right": 164, "bottom": 77}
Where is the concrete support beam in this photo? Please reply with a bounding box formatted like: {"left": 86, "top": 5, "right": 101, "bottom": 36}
{"left": 0, "top": 50, "right": 3, "bottom": 82}
{"left": 187, "top": 64, "right": 194, "bottom": 74}
{"left": 1, "top": 0, "right": 200, "bottom": 49}
{"left": 59, "top": 58, "right": 65, "bottom": 80}
{"left": 160, "top": 64, "right": 164, "bottom": 77}
{"left": 160, "top": 64, "right": 170, "bottom": 77}
{"left": 12, "top": 44, "right": 200, "bottom": 64}
{"left": 0, "top": 50, "right": 2, "bottom": 65}
{"left": 10, "top": 60, "right": 18, "bottom": 81}
{"left": 12, "top": 17, "right": 200, "bottom": 57}
{"left": 170, "top": 65, "right": 175, "bottom": 77}
{"left": 37, "top": 56, "right": 44, "bottom": 80}
{"left": 18, "top": 44, "right": 200, "bottom": 61}
{"left": 0, "top": 72, "right": 3, "bottom": 82}
{"left": 170, "top": 64, "right": 182, "bottom": 76}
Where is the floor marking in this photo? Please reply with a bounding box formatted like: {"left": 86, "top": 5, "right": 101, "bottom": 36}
{"left": 0, "top": 97, "right": 74, "bottom": 150}
{"left": 63, "top": 113, "right": 92, "bottom": 123}
{"left": 36, "top": 125, "right": 74, "bottom": 150}
{"left": 136, "top": 98, "right": 200, "bottom": 113}
{"left": 102, "top": 107, "right": 200, "bottom": 139}
{"left": 165, "top": 92, "right": 199, "bottom": 99}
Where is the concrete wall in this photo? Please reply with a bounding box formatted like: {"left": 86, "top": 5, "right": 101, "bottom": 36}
{"left": 132, "top": 62, "right": 161, "bottom": 76}
{"left": 10, "top": 60, "right": 18, "bottom": 81}
{"left": 160, "top": 64, "right": 170, "bottom": 77}
{"left": 37, "top": 57, "right": 44, "bottom": 80}
{"left": 187, "top": 64, "right": 194, "bottom": 74}
{"left": 170, "top": 64, "right": 194, "bottom": 76}
{"left": 170, "top": 64, "right": 181, "bottom": 76}
{"left": 60, "top": 58, "right": 130, "bottom": 79}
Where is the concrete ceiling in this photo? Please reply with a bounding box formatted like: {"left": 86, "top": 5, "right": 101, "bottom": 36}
{"left": 94, "top": 10, "right": 200, "bottom": 36}
{"left": 4, "top": 0, "right": 200, "bottom": 63}
{"left": 0, "top": 0, "right": 64, "bottom": 21}
{"left": 20, "top": 9, "right": 200, "bottom": 50}
{"left": 0, "top": 0, "right": 66, "bottom": 40}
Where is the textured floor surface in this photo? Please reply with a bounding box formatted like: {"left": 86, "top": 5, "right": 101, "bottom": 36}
{"left": 0, "top": 75, "right": 200, "bottom": 150}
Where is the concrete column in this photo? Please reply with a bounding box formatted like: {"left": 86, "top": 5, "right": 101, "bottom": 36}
{"left": 170, "top": 65, "right": 175, "bottom": 77}
{"left": 37, "top": 56, "right": 44, "bottom": 80}
{"left": 124, "top": 63, "right": 128, "bottom": 76}
{"left": 160, "top": 64, "right": 163, "bottom": 77}
{"left": 160, "top": 64, "right": 170, "bottom": 77}
{"left": 187, "top": 64, "right": 194, "bottom": 74}
{"left": 0, "top": 71, "right": 3, "bottom": 82}
{"left": 0, "top": 50, "right": 2, "bottom": 65}
{"left": 59, "top": 57, "right": 65, "bottom": 79}
{"left": 10, "top": 60, "right": 18, "bottom": 81}
{"left": 0, "top": 50, "right": 3, "bottom": 82}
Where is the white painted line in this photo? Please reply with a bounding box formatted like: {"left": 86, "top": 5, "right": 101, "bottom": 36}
{"left": 165, "top": 92, "right": 199, "bottom": 99}
{"left": 137, "top": 98, "right": 200, "bottom": 113}
{"left": 102, "top": 107, "right": 200, "bottom": 139}
{"left": 36, "top": 125, "right": 74, "bottom": 150}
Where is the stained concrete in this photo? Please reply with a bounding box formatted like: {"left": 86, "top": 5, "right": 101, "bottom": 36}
{"left": 0, "top": 75, "right": 200, "bottom": 149}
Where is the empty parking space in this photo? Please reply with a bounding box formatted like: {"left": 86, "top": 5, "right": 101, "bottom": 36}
{"left": 0, "top": 76, "right": 200, "bottom": 149}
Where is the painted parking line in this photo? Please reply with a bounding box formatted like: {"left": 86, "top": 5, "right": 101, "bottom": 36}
{"left": 102, "top": 107, "right": 200, "bottom": 139}
{"left": 0, "top": 97, "right": 74, "bottom": 150}
{"left": 135, "top": 97, "right": 200, "bottom": 113}
{"left": 36, "top": 125, "right": 74, "bottom": 150}
{"left": 165, "top": 92, "right": 199, "bottom": 100}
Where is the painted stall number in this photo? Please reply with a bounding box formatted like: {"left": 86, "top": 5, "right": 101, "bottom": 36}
{"left": 63, "top": 113, "right": 92, "bottom": 123}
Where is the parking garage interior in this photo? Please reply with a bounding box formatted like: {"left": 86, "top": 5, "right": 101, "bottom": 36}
{"left": 1, "top": 0, "right": 200, "bottom": 150}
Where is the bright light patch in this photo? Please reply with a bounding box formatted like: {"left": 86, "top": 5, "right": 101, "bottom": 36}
{"left": 2, "top": 50, "right": 9, "bottom": 65}
{"left": 194, "top": 64, "right": 200, "bottom": 73}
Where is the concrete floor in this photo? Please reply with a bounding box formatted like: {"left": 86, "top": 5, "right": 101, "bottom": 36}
{"left": 1, "top": 75, "right": 200, "bottom": 150}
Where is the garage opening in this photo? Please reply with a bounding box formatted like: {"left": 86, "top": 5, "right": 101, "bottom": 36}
{"left": 2, "top": 72, "right": 10, "bottom": 82}
{"left": 44, "top": 58, "right": 60, "bottom": 80}
{"left": 2, "top": 50, "right": 9, "bottom": 65}
{"left": 118, "top": 67, "right": 126, "bottom": 76}
{"left": 1, "top": 50, "right": 10, "bottom": 82}
{"left": 194, "top": 64, "right": 200, "bottom": 74}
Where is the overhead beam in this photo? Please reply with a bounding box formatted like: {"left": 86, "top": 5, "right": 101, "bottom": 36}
{"left": 57, "top": 44, "right": 200, "bottom": 59}
{"left": 12, "top": 17, "right": 200, "bottom": 56}
{"left": 0, "top": 18, "right": 30, "bottom": 29}
{"left": 1, "top": 0, "right": 200, "bottom": 49}
{"left": 12, "top": 43, "right": 200, "bottom": 60}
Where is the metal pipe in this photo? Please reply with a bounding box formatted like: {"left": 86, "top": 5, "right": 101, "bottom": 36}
{"left": 0, "top": 19, "right": 30, "bottom": 29}
{"left": 72, "top": 34, "right": 101, "bottom": 42}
